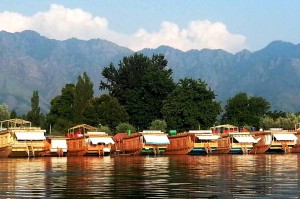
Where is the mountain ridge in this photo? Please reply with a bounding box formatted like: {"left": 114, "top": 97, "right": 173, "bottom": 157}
{"left": 0, "top": 30, "right": 299, "bottom": 114}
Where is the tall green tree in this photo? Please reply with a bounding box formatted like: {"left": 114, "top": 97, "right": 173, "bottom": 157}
{"left": 46, "top": 84, "right": 75, "bottom": 134}
{"left": 83, "top": 94, "right": 129, "bottom": 130}
{"left": 162, "top": 78, "right": 221, "bottom": 132}
{"left": 27, "top": 91, "right": 41, "bottom": 126}
{"left": 100, "top": 53, "right": 175, "bottom": 130}
{"left": 73, "top": 72, "right": 94, "bottom": 123}
{"left": 0, "top": 103, "right": 10, "bottom": 121}
{"left": 221, "top": 92, "right": 270, "bottom": 128}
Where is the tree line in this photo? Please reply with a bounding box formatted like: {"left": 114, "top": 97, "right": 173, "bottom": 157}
{"left": 1, "top": 53, "right": 300, "bottom": 135}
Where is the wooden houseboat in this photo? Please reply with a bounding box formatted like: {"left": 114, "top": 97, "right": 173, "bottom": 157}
{"left": 65, "top": 124, "right": 90, "bottom": 156}
{"left": 162, "top": 131, "right": 195, "bottom": 155}
{"left": 44, "top": 136, "right": 68, "bottom": 156}
{"left": 0, "top": 119, "right": 47, "bottom": 157}
{"left": 291, "top": 123, "right": 300, "bottom": 153}
{"left": 85, "top": 131, "right": 115, "bottom": 156}
{"left": 251, "top": 128, "right": 298, "bottom": 153}
{"left": 188, "top": 130, "right": 219, "bottom": 154}
{"left": 211, "top": 124, "right": 259, "bottom": 154}
{"left": 113, "top": 132, "right": 143, "bottom": 155}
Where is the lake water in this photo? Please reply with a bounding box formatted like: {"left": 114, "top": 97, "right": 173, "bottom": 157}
{"left": 0, "top": 154, "right": 300, "bottom": 198}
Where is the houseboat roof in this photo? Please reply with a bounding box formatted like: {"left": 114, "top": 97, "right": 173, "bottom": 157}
{"left": 68, "top": 124, "right": 97, "bottom": 132}
{"left": 0, "top": 118, "right": 31, "bottom": 128}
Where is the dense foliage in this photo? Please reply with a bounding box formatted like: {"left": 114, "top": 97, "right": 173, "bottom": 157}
{"left": 221, "top": 92, "right": 270, "bottom": 128}
{"left": 27, "top": 91, "right": 42, "bottom": 126}
{"left": 162, "top": 78, "right": 222, "bottom": 132}
{"left": 100, "top": 53, "right": 175, "bottom": 130}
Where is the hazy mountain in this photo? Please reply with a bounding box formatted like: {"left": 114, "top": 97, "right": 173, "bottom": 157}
{"left": 0, "top": 30, "right": 299, "bottom": 114}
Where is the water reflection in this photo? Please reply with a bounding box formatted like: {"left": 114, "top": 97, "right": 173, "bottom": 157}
{"left": 0, "top": 154, "right": 300, "bottom": 198}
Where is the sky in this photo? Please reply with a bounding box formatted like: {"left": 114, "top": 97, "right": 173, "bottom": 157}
{"left": 0, "top": 1, "right": 299, "bottom": 53}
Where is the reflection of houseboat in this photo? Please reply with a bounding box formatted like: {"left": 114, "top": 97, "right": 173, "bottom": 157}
{"left": 251, "top": 128, "right": 298, "bottom": 153}
{"left": 211, "top": 124, "right": 258, "bottom": 154}
{"left": 189, "top": 130, "right": 219, "bottom": 154}
{"left": 0, "top": 119, "right": 47, "bottom": 157}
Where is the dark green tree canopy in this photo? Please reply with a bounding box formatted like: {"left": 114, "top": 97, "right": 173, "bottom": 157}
{"left": 100, "top": 53, "right": 175, "bottom": 130}
{"left": 221, "top": 92, "right": 270, "bottom": 128}
{"left": 83, "top": 94, "right": 129, "bottom": 130}
{"left": 162, "top": 78, "right": 221, "bottom": 132}
{"left": 27, "top": 91, "right": 41, "bottom": 126}
{"left": 73, "top": 72, "right": 94, "bottom": 123}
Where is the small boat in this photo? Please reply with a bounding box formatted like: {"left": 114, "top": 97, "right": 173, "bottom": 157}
{"left": 0, "top": 119, "right": 47, "bottom": 157}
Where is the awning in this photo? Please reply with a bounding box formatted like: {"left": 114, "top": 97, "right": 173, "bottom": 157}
{"left": 143, "top": 135, "right": 170, "bottom": 145}
{"left": 273, "top": 134, "right": 298, "bottom": 141}
{"left": 233, "top": 136, "right": 257, "bottom": 143}
{"left": 196, "top": 135, "right": 219, "bottom": 140}
{"left": 15, "top": 132, "right": 46, "bottom": 140}
{"left": 88, "top": 137, "right": 115, "bottom": 145}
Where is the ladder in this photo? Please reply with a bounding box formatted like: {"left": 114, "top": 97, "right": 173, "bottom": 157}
{"left": 26, "top": 145, "right": 35, "bottom": 157}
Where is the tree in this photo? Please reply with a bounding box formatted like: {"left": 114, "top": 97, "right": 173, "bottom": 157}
{"left": 73, "top": 72, "right": 94, "bottom": 123}
{"left": 27, "top": 91, "right": 41, "bottom": 126}
{"left": 10, "top": 109, "right": 17, "bottom": 119}
{"left": 149, "top": 119, "right": 167, "bottom": 132}
{"left": 116, "top": 123, "right": 136, "bottom": 134}
{"left": 100, "top": 53, "right": 175, "bottom": 130}
{"left": 221, "top": 92, "right": 270, "bottom": 128}
{"left": 162, "top": 78, "right": 221, "bottom": 132}
{"left": 46, "top": 84, "right": 75, "bottom": 134}
{"left": 82, "top": 94, "right": 129, "bottom": 130}
{"left": 0, "top": 103, "right": 10, "bottom": 121}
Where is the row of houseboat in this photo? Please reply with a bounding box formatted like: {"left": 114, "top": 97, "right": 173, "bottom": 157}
{"left": 0, "top": 118, "right": 300, "bottom": 158}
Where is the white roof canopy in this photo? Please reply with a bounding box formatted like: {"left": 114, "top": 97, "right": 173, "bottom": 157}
{"left": 273, "top": 134, "right": 298, "bottom": 141}
{"left": 233, "top": 136, "right": 257, "bottom": 143}
{"left": 196, "top": 135, "right": 219, "bottom": 140}
{"left": 88, "top": 137, "right": 115, "bottom": 145}
{"left": 143, "top": 135, "right": 170, "bottom": 145}
{"left": 15, "top": 132, "right": 46, "bottom": 140}
{"left": 51, "top": 139, "right": 67, "bottom": 152}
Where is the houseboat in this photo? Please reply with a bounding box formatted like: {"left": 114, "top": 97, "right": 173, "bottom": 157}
{"left": 292, "top": 123, "right": 300, "bottom": 153}
{"left": 85, "top": 131, "right": 115, "bottom": 156}
{"left": 251, "top": 128, "right": 298, "bottom": 153}
{"left": 188, "top": 130, "right": 219, "bottom": 154}
{"left": 113, "top": 132, "right": 143, "bottom": 155}
{"left": 162, "top": 130, "right": 195, "bottom": 155}
{"left": 211, "top": 124, "right": 259, "bottom": 154}
{"left": 44, "top": 136, "right": 68, "bottom": 156}
{"left": 0, "top": 119, "right": 47, "bottom": 157}
{"left": 65, "top": 124, "right": 90, "bottom": 156}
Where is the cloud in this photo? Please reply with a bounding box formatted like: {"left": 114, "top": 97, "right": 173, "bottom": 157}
{"left": 0, "top": 4, "right": 246, "bottom": 53}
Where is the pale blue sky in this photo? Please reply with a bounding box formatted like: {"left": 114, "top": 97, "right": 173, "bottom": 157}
{"left": 0, "top": 1, "right": 299, "bottom": 53}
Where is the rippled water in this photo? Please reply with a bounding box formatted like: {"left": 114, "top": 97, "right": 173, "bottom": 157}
{"left": 0, "top": 154, "right": 300, "bottom": 198}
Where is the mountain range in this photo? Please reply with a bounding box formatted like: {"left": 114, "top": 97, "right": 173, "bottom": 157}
{"left": 0, "top": 30, "right": 300, "bottom": 114}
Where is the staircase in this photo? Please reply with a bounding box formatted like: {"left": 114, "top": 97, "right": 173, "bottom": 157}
{"left": 26, "top": 145, "right": 35, "bottom": 157}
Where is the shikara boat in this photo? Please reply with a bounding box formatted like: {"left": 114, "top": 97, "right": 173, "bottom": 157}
{"left": 0, "top": 119, "right": 47, "bottom": 157}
